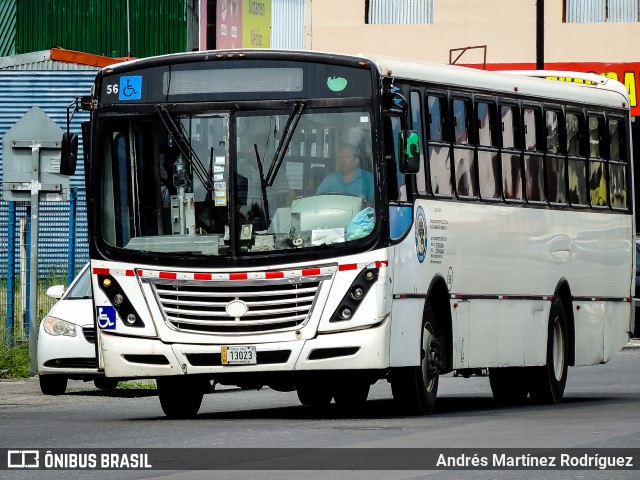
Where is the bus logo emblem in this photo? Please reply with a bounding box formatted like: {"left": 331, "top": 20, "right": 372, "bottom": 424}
{"left": 415, "top": 206, "right": 427, "bottom": 263}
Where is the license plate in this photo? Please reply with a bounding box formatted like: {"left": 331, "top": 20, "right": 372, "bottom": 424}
{"left": 221, "top": 346, "right": 257, "bottom": 365}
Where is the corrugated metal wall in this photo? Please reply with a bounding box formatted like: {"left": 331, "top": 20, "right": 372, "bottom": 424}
{"left": 0, "top": 71, "right": 96, "bottom": 276}
{"left": 0, "top": 0, "right": 16, "bottom": 56}
{"left": 271, "top": 0, "right": 305, "bottom": 49}
{"left": 566, "top": 0, "right": 638, "bottom": 23}
{"left": 15, "top": 0, "right": 187, "bottom": 58}
{"left": 368, "top": 0, "right": 433, "bottom": 24}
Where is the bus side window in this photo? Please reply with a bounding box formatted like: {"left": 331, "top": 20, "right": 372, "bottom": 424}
{"left": 523, "top": 107, "right": 546, "bottom": 203}
{"left": 452, "top": 98, "right": 476, "bottom": 198}
{"left": 500, "top": 104, "right": 522, "bottom": 201}
{"left": 427, "top": 95, "right": 452, "bottom": 196}
{"left": 545, "top": 110, "right": 567, "bottom": 204}
{"left": 587, "top": 115, "right": 608, "bottom": 207}
{"left": 384, "top": 115, "right": 407, "bottom": 201}
{"left": 566, "top": 112, "right": 588, "bottom": 206}
{"left": 477, "top": 101, "right": 500, "bottom": 200}
{"left": 608, "top": 118, "right": 628, "bottom": 209}
{"left": 410, "top": 90, "right": 428, "bottom": 195}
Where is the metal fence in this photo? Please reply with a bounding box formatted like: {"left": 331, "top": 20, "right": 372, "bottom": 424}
{"left": 1, "top": 187, "right": 88, "bottom": 345}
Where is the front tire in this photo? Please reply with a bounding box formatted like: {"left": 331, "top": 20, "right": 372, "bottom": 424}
{"left": 157, "top": 377, "right": 206, "bottom": 418}
{"left": 391, "top": 303, "right": 440, "bottom": 415}
{"left": 39, "top": 376, "right": 68, "bottom": 395}
{"left": 529, "top": 298, "right": 569, "bottom": 404}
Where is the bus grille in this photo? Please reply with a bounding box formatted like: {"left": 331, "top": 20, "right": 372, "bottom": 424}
{"left": 151, "top": 279, "right": 322, "bottom": 334}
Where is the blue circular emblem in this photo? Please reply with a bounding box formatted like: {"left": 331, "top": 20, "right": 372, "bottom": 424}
{"left": 415, "top": 206, "right": 427, "bottom": 263}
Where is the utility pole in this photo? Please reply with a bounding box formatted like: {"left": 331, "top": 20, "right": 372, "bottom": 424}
{"left": 536, "top": 0, "right": 545, "bottom": 70}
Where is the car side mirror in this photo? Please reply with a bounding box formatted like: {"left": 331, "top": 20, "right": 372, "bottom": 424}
{"left": 398, "top": 130, "right": 421, "bottom": 174}
{"left": 46, "top": 285, "right": 65, "bottom": 300}
{"left": 60, "top": 132, "right": 78, "bottom": 175}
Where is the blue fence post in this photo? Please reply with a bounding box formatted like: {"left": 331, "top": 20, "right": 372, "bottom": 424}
{"left": 25, "top": 207, "right": 30, "bottom": 337}
{"left": 67, "top": 187, "right": 77, "bottom": 285}
{"left": 6, "top": 201, "right": 15, "bottom": 347}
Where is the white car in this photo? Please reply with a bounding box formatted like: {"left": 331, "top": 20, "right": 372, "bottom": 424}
{"left": 37, "top": 263, "right": 120, "bottom": 395}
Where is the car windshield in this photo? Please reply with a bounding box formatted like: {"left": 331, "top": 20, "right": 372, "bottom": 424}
{"left": 65, "top": 266, "right": 92, "bottom": 299}
{"left": 98, "top": 108, "right": 376, "bottom": 257}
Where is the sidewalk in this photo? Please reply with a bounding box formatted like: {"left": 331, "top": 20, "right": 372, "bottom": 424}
{"left": 623, "top": 338, "right": 640, "bottom": 349}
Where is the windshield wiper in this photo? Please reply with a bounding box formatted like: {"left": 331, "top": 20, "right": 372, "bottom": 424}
{"left": 265, "top": 100, "right": 306, "bottom": 187}
{"left": 155, "top": 104, "right": 213, "bottom": 191}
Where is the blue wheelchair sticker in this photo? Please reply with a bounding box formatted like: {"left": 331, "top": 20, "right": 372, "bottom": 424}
{"left": 119, "top": 76, "right": 142, "bottom": 100}
{"left": 96, "top": 306, "right": 117, "bottom": 330}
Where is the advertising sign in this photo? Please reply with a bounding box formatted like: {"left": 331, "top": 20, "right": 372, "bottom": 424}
{"left": 217, "top": 0, "right": 243, "bottom": 49}
{"left": 216, "top": 0, "right": 271, "bottom": 49}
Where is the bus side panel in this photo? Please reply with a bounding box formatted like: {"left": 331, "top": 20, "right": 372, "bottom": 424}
{"left": 574, "top": 303, "right": 605, "bottom": 366}
{"left": 604, "top": 302, "right": 632, "bottom": 362}
{"left": 451, "top": 300, "right": 470, "bottom": 370}
{"left": 389, "top": 298, "right": 424, "bottom": 367}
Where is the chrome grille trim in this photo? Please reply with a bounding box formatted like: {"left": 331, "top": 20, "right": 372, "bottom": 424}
{"left": 148, "top": 275, "right": 327, "bottom": 334}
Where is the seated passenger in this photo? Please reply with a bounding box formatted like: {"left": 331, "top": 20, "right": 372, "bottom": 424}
{"left": 316, "top": 144, "right": 374, "bottom": 201}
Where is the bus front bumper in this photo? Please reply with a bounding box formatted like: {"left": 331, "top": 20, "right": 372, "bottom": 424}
{"left": 99, "top": 318, "right": 390, "bottom": 378}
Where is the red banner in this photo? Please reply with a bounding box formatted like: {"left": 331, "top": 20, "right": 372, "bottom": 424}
{"left": 464, "top": 62, "right": 640, "bottom": 116}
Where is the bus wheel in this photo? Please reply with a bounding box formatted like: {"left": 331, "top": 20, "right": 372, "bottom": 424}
{"left": 157, "top": 377, "right": 206, "bottom": 418}
{"left": 529, "top": 298, "right": 569, "bottom": 404}
{"left": 333, "top": 382, "right": 370, "bottom": 409}
{"left": 489, "top": 368, "right": 529, "bottom": 404}
{"left": 296, "top": 384, "right": 333, "bottom": 406}
{"left": 391, "top": 304, "right": 440, "bottom": 415}
{"left": 94, "top": 378, "right": 120, "bottom": 390}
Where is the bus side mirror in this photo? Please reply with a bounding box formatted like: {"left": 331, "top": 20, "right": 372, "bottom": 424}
{"left": 398, "top": 130, "right": 420, "bottom": 174}
{"left": 60, "top": 132, "right": 78, "bottom": 175}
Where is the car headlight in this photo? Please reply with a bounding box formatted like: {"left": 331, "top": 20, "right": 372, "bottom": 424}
{"left": 43, "top": 316, "right": 77, "bottom": 337}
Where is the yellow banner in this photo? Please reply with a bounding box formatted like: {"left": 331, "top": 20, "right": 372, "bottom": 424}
{"left": 242, "top": 0, "right": 271, "bottom": 48}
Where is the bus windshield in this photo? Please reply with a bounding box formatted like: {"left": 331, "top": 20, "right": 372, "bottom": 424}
{"left": 98, "top": 108, "right": 376, "bottom": 256}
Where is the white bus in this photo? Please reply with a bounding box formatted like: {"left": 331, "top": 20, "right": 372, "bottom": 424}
{"left": 64, "top": 50, "right": 635, "bottom": 418}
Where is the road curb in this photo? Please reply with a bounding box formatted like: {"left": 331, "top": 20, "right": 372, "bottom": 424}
{"left": 623, "top": 339, "right": 640, "bottom": 350}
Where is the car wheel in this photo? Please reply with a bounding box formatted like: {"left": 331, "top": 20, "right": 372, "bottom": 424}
{"left": 39, "top": 376, "right": 68, "bottom": 395}
{"left": 94, "top": 378, "right": 120, "bottom": 390}
{"left": 296, "top": 384, "right": 333, "bottom": 406}
{"left": 157, "top": 377, "right": 206, "bottom": 418}
{"left": 529, "top": 298, "right": 569, "bottom": 404}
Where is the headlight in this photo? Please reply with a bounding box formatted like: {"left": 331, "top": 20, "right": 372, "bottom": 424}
{"left": 43, "top": 316, "right": 77, "bottom": 337}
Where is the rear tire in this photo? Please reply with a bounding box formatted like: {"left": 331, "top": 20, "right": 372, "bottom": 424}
{"left": 296, "top": 384, "right": 333, "bottom": 406}
{"left": 489, "top": 367, "right": 529, "bottom": 404}
{"left": 391, "top": 303, "right": 440, "bottom": 415}
{"left": 529, "top": 298, "right": 569, "bottom": 404}
{"left": 94, "top": 378, "right": 120, "bottom": 390}
{"left": 157, "top": 377, "right": 206, "bottom": 418}
{"left": 39, "top": 376, "right": 68, "bottom": 395}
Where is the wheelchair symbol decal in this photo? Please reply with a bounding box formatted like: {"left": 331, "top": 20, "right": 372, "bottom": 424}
{"left": 119, "top": 76, "right": 142, "bottom": 100}
{"left": 96, "top": 306, "right": 117, "bottom": 330}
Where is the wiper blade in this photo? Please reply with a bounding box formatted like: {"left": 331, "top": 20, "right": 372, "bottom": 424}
{"left": 265, "top": 100, "right": 306, "bottom": 187}
{"left": 155, "top": 104, "right": 213, "bottom": 191}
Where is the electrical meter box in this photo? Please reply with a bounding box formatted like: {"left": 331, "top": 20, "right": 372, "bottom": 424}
{"left": 2, "top": 105, "right": 69, "bottom": 202}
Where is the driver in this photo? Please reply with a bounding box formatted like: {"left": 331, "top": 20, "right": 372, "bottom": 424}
{"left": 316, "top": 143, "right": 374, "bottom": 201}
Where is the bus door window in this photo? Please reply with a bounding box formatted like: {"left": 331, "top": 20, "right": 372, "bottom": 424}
{"left": 427, "top": 95, "right": 452, "bottom": 196}
{"left": 384, "top": 115, "right": 408, "bottom": 202}
{"left": 566, "top": 112, "right": 588, "bottom": 206}
{"left": 477, "top": 100, "right": 500, "bottom": 200}
{"left": 500, "top": 104, "right": 523, "bottom": 201}
{"left": 608, "top": 117, "right": 628, "bottom": 209}
{"left": 545, "top": 109, "right": 567, "bottom": 204}
{"left": 587, "top": 115, "right": 608, "bottom": 207}
{"left": 523, "top": 107, "right": 546, "bottom": 203}
{"left": 102, "top": 132, "right": 132, "bottom": 246}
{"left": 410, "top": 90, "right": 427, "bottom": 194}
{"left": 452, "top": 98, "right": 477, "bottom": 198}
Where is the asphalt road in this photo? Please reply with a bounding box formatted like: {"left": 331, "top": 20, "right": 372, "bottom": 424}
{"left": 1, "top": 345, "right": 639, "bottom": 480}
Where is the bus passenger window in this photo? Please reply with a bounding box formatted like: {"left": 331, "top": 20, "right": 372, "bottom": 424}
{"left": 588, "top": 116, "right": 607, "bottom": 207}
{"left": 453, "top": 99, "right": 476, "bottom": 198}
{"left": 427, "top": 96, "right": 452, "bottom": 196}
{"left": 477, "top": 102, "right": 500, "bottom": 200}
{"left": 523, "top": 108, "right": 545, "bottom": 202}
{"left": 385, "top": 115, "right": 407, "bottom": 201}
{"left": 501, "top": 105, "right": 522, "bottom": 200}
{"left": 608, "top": 118, "right": 627, "bottom": 209}
{"left": 566, "top": 113, "right": 587, "bottom": 206}
{"left": 545, "top": 110, "right": 566, "bottom": 204}
{"left": 410, "top": 91, "right": 427, "bottom": 194}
